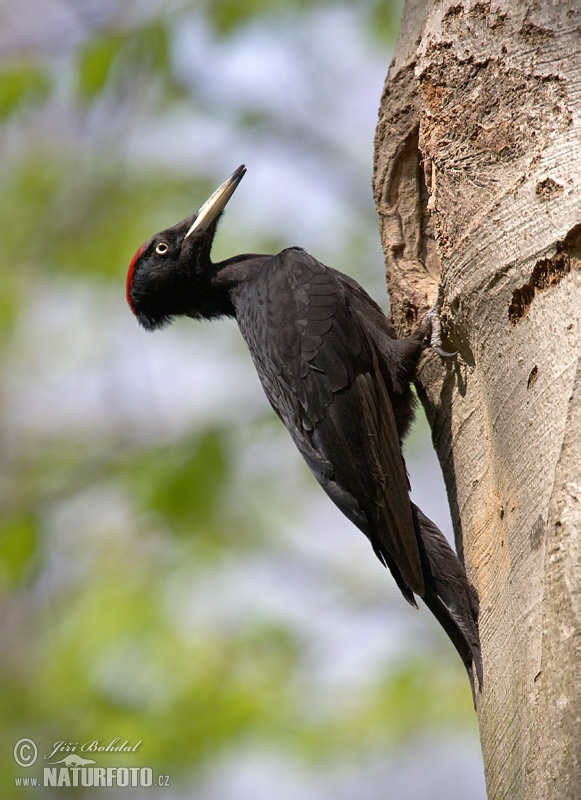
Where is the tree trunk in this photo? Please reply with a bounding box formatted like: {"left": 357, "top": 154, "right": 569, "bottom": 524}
{"left": 373, "top": 1, "right": 580, "bottom": 798}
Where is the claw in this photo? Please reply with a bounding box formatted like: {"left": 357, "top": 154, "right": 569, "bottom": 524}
{"left": 426, "top": 302, "right": 457, "bottom": 359}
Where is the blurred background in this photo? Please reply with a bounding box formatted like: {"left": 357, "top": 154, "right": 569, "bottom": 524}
{"left": 0, "top": 1, "right": 485, "bottom": 797}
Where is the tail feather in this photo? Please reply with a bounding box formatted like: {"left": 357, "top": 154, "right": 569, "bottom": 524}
{"left": 411, "top": 504, "right": 483, "bottom": 704}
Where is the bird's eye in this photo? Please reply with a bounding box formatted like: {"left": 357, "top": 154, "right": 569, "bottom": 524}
{"left": 155, "top": 242, "right": 169, "bottom": 255}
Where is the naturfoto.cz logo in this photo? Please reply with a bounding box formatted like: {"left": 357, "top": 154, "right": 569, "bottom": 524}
{"left": 13, "top": 738, "right": 170, "bottom": 789}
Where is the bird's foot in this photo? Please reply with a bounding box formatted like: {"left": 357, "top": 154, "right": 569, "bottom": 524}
{"left": 425, "top": 301, "right": 457, "bottom": 359}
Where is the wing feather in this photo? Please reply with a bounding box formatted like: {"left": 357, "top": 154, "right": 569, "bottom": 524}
{"left": 235, "top": 248, "right": 424, "bottom": 596}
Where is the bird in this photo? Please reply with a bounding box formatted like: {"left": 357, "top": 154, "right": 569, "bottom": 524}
{"left": 126, "top": 165, "right": 483, "bottom": 700}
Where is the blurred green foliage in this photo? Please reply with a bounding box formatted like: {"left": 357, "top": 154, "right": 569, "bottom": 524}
{"left": 0, "top": 2, "right": 478, "bottom": 798}
{"left": 0, "top": 63, "right": 51, "bottom": 119}
{"left": 205, "top": 0, "right": 402, "bottom": 39}
{"left": 0, "top": 513, "right": 39, "bottom": 589}
{"left": 76, "top": 23, "right": 172, "bottom": 103}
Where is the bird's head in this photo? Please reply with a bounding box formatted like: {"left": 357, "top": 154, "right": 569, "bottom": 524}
{"left": 126, "top": 165, "right": 246, "bottom": 330}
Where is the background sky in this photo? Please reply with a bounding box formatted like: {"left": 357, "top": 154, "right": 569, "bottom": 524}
{"left": 0, "top": 1, "right": 485, "bottom": 797}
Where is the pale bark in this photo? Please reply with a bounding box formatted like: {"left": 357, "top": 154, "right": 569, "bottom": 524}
{"left": 373, "top": 1, "right": 580, "bottom": 798}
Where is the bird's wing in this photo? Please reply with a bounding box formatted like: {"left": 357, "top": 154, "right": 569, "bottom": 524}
{"left": 236, "top": 248, "right": 424, "bottom": 597}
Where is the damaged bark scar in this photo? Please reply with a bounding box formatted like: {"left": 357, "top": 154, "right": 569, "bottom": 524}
{"left": 527, "top": 365, "right": 539, "bottom": 388}
{"left": 374, "top": 60, "right": 442, "bottom": 333}
{"left": 443, "top": 4, "right": 464, "bottom": 23}
{"left": 535, "top": 177, "right": 564, "bottom": 201}
{"left": 508, "top": 225, "right": 581, "bottom": 325}
{"left": 518, "top": 19, "right": 556, "bottom": 44}
{"left": 417, "top": 9, "right": 571, "bottom": 256}
{"left": 509, "top": 252, "right": 570, "bottom": 325}
{"left": 530, "top": 516, "right": 544, "bottom": 550}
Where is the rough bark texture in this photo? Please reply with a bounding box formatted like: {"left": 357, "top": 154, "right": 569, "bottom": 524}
{"left": 373, "top": 2, "right": 580, "bottom": 798}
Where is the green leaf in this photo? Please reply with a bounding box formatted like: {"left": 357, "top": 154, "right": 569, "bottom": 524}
{"left": 208, "top": 0, "right": 315, "bottom": 36}
{"left": 368, "top": 0, "right": 403, "bottom": 43}
{"left": 0, "top": 514, "right": 39, "bottom": 589}
{"left": 75, "top": 22, "right": 172, "bottom": 102}
{"left": 76, "top": 32, "right": 126, "bottom": 100}
{"left": 128, "top": 21, "right": 171, "bottom": 77}
{"left": 125, "top": 430, "right": 231, "bottom": 535}
{"left": 0, "top": 64, "right": 50, "bottom": 119}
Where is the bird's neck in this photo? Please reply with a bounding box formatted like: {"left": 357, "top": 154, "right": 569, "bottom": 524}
{"left": 197, "top": 253, "right": 269, "bottom": 319}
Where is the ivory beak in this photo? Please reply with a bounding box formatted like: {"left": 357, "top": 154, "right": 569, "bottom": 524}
{"left": 185, "top": 165, "right": 247, "bottom": 238}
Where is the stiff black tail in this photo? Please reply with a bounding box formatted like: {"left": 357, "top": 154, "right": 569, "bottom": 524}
{"left": 411, "top": 504, "right": 483, "bottom": 704}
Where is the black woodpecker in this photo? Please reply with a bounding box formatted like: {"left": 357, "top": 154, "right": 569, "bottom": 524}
{"left": 126, "top": 166, "right": 483, "bottom": 700}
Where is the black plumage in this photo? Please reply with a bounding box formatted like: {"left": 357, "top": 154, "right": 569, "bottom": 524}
{"left": 126, "top": 166, "right": 483, "bottom": 699}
